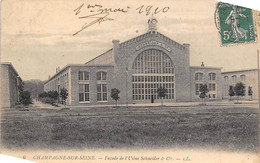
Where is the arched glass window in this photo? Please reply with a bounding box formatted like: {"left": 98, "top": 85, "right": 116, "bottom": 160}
{"left": 132, "top": 49, "right": 174, "bottom": 101}
{"left": 78, "top": 71, "right": 89, "bottom": 80}
{"left": 132, "top": 49, "right": 174, "bottom": 74}
{"left": 240, "top": 75, "right": 246, "bottom": 82}
{"left": 97, "top": 71, "right": 107, "bottom": 80}
{"left": 208, "top": 73, "right": 216, "bottom": 80}
{"left": 232, "top": 75, "right": 237, "bottom": 82}
{"left": 195, "top": 72, "right": 203, "bottom": 81}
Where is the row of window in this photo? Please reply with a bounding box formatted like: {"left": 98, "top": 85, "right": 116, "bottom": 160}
{"left": 224, "top": 75, "right": 245, "bottom": 82}
{"left": 209, "top": 94, "right": 216, "bottom": 99}
{"left": 45, "top": 72, "right": 69, "bottom": 92}
{"left": 195, "top": 72, "right": 216, "bottom": 81}
{"left": 132, "top": 83, "right": 174, "bottom": 89}
{"left": 132, "top": 82, "right": 175, "bottom": 100}
{"left": 79, "top": 84, "right": 107, "bottom": 102}
{"left": 79, "top": 82, "right": 175, "bottom": 102}
{"left": 78, "top": 71, "right": 107, "bottom": 81}
{"left": 195, "top": 83, "right": 216, "bottom": 95}
{"left": 132, "top": 75, "right": 174, "bottom": 83}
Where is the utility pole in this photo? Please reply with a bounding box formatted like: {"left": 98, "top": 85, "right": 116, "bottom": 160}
{"left": 126, "top": 67, "right": 128, "bottom": 108}
{"left": 257, "top": 50, "right": 260, "bottom": 109}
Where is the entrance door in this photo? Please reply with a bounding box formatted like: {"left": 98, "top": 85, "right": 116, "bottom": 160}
{"left": 151, "top": 95, "right": 154, "bottom": 103}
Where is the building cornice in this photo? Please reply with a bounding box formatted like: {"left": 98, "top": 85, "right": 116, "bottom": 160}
{"left": 119, "top": 31, "right": 188, "bottom": 51}
{"left": 221, "top": 69, "right": 258, "bottom": 74}
{"left": 190, "top": 66, "right": 222, "bottom": 70}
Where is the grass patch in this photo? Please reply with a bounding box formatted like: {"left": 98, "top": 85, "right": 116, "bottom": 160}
{"left": 1, "top": 106, "right": 258, "bottom": 152}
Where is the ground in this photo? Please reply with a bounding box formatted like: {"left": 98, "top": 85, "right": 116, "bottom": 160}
{"left": 1, "top": 102, "right": 259, "bottom": 153}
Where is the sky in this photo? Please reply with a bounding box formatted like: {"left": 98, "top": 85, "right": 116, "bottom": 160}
{"left": 1, "top": 0, "right": 260, "bottom": 81}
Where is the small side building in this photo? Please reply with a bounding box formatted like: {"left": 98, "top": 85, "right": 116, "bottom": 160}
{"left": 221, "top": 69, "right": 258, "bottom": 100}
{"left": 44, "top": 64, "right": 114, "bottom": 106}
{"left": 190, "top": 63, "right": 222, "bottom": 102}
{"left": 0, "top": 63, "right": 23, "bottom": 108}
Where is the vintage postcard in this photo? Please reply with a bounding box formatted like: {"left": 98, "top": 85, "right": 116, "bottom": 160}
{"left": 0, "top": 0, "right": 260, "bottom": 162}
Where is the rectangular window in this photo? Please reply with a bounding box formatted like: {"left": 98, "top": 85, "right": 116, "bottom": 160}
{"left": 208, "top": 83, "right": 216, "bottom": 91}
{"left": 212, "top": 84, "right": 216, "bottom": 90}
{"left": 195, "top": 84, "right": 199, "bottom": 95}
{"left": 97, "top": 72, "right": 101, "bottom": 80}
{"left": 84, "top": 84, "right": 89, "bottom": 101}
{"left": 97, "top": 84, "right": 107, "bottom": 101}
{"left": 79, "top": 84, "right": 89, "bottom": 102}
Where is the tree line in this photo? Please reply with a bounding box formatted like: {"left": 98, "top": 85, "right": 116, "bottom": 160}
{"left": 20, "top": 82, "right": 252, "bottom": 107}
{"left": 198, "top": 81, "right": 251, "bottom": 103}
{"left": 111, "top": 87, "right": 167, "bottom": 107}
{"left": 228, "top": 82, "right": 253, "bottom": 101}
{"left": 38, "top": 88, "right": 68, "bottom": 107}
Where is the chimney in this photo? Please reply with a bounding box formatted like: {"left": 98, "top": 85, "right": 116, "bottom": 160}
{"left": 112, "top": 40, "right": 120, "bottom": 46}
{"left": 183, "top": 43, "right": 190, "bottom": 51}
{"left": 112, "top": 40, "right": 120, "bottom": 55}
{"left": 112, "top": 40, "right": 120, "bottom": 70}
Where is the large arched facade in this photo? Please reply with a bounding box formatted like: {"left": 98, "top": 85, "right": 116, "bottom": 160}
{"left": 132, "top": 49, "right": 175, "bottom": 101}
{"left": 44, "top": 18, "right": 225, "bottom": 106}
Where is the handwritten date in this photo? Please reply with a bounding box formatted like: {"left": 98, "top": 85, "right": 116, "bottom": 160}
{"left": 136, "top": 5, "right": 170, "bottom": 16}
{"left": 73, "top": 3, "right": 170, "bottom": 36}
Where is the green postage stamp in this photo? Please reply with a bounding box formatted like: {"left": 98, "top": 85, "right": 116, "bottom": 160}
{"left": 217, "top": 2, "right": 256, "bottom": 45}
